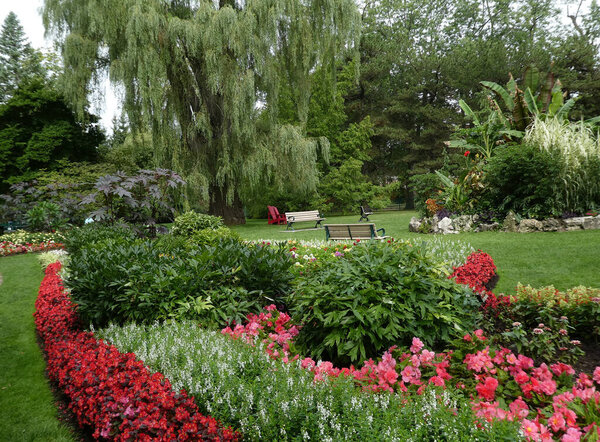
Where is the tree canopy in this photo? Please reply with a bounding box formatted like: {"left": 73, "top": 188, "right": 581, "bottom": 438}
{"left": 43, "top": 0, "right": 360, "bottom": 223}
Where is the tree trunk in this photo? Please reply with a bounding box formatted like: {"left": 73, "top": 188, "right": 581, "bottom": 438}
{"left": 208, "top": 184, "right": 246, "bottom": 225}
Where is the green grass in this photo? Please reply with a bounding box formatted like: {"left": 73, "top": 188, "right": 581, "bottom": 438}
{"left": 232, "top": 211, "right": 600, "bottom": 294}
{"left": 0, "top": 254, "right": 74, "bottom": 442}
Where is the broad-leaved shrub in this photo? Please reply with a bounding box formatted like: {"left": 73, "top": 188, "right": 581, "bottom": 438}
{"left": 290, "top": 241, "right": 480, "bottom": 365}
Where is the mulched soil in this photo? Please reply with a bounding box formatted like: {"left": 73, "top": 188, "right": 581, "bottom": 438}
{"left": 574, "top": 340, "right": 600, "bottom": 375}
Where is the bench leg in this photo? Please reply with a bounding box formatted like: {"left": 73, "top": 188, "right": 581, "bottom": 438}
{"left": 315, "top": 220, "right": 323, "bottom": 229}
{"left": 287, "top": 221, "right": 294, "bottom": 231}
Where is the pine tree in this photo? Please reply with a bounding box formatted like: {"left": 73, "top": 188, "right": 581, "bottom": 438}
{"left": 0, "top": 12, "right": 36, "bottom": 102}
{"left": 43, "top": 0, "right": 359, "bottom": 223}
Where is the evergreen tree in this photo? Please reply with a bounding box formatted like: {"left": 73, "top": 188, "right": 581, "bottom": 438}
{"left": 0, "top": 12, "right": 44, "bottom": 102}
{"left": 43, "top": 0, "right": 359, "bottom": 223}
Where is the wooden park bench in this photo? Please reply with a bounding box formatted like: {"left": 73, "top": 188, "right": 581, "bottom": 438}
{"left": 324, "top": 223, "right": 388, "bottom": 241}
{"left": 285, "top": 210, "right": 325, "bottom": 230}
{"left": 359, "top": 204, "right": 373, "bottom": 222}
{"left": 267, "top": 205, "right": 287, "bottom": 225}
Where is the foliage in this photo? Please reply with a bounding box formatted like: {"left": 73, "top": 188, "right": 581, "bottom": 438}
{"left": 44, "top": 0, "right": 360, "bottom": 224}
{"left": 409, "top": 173, "right": 442, "bottom": 215}
{"left": 0, "top": 229, "right": 65, "bottom": 245}
{"left": 171, "top": 211, "right": 224, "bottom": 236}
{"left": 25, "top": 201, "right": 65, "bottom": 232}
{"left": 37, "top": 249, "right": 69, "bottom": 269}
{"left": 35, "top": 262, "right": 239, "bottom": 440}
{"left": 62, "top": 223, "right": 135, "bottom": 255}
{"left": 99, "top": 131, "right": 156, "bottom": 173}
{"left": 524, "top": 117, "right": 600, "bottom": 214}
{"left": 479, "top": 144, "right": 565, "bottom": 218}
{"left": 316, "top": 158, "right": 390, "bottom": 214}
{"left": 99, "top": 320, "right": 521, "bottom": 441}
{"left": 0, "top": 12, "right": 45, "bottom": 103}
{"left": 66, "top": 237, "right": 294, "bottom": 328}
{"left": 510, "top": 285, "right": 600, "bottom": 342}
{"left": 0, "top": 80, "right": 104, "bottom": 191}
{"left": 81, "top": 169, "right": 186, "bottom": 232}
{"left": 189, "top": 227, "right": 241, "bottom": 247}
{"left": 290, "top": 241, "right": 480, "bottom": 365}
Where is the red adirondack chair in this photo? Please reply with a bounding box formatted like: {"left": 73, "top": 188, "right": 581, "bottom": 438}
{"left": 267, "top": 206, "right": 287, "bottom": 225}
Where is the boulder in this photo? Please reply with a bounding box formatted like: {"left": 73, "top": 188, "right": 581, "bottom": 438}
{"left": 502, "top": 211, "right": 518, "bottom": 232}
{"left": 409, "top": 217, "right": 422, "bottom": 233}
{"left": 437, "top": 217, "right": 457, "bottom": 234}
{"left": 476, "top": 222, "right": 500, "bottom": 232}
{"left": 517, "top": 219, "right": 543, "bottom": 233}
{"left": 564, "top": 217, "right": 585, "bottom": 231}
{"left": 583, "top": 216, "right": 600, "bottom": 230}
{"left": 452, "top": 215, "right": 474, "bottom": 232}
{"left": 541, "top": 218, "right": 565, "bottom": 232}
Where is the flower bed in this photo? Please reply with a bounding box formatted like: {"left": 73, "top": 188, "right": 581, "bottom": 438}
{"left": 0, "top": 240, "right": 64, "bottom": 257}
{"left": 35, "top": 262, "right": 239, "bottom": 440}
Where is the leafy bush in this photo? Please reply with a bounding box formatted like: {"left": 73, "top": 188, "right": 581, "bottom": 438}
{"left": 190, "top": 227, "right": 241, "bottom": 246}
{"left": 290, "top": 241, "right": 480, "bottom": 365}
{"left": 66, "top": 237, "right": 294, "bottom": 327}
{"left": 62, "top": 223, "right": 136, "bottom": 255}
{"left": 409, "top": 173, "right": 441, "bottom": 215}
{"left": 479, "top": 144, "right": 564, "bottom": 218}
{"left": 99, "top": 321, "right": 521, "bottom": 441}
{"left": 171, "top": 211, "right": 224, "bottom": 236}
{"left": 25, "top": 201, "right": 65, "bottom": 232}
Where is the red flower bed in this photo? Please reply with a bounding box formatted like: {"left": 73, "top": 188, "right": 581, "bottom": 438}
{"left": 450, "top": 250, "right": 496, "bottom": 294}
{"left": 35, "top": 262, "right": 239, "bottom": 441}
{"left": 0, "top": 240, "right": 64, "bottom": 256}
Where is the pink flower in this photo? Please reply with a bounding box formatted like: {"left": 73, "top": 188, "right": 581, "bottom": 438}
{"left": 571, "top": 340, "right": 581, "bottom": 346}
{"left": 475, "top": 376, "right": 498, "bottom": 401}
{"left": 401, "top": 365, "right": 422, "bottom": 384}
{"left": 463, "top": 334, "right": 472, "bottom": 342}
{"left": 521, "top": 419, "right": 540, "bottom": 440}
{"left": 301, "top": 357, "right": 316, "bottom": 370}
{"left": 420, "top": 349, "right": 435, "bottom": 365}
{"left": 559, "top": 329, "right": 568, "bottom": 336}
{"left": 593, "top": 367, "right": 600, "bottom": 384}
{"left": 429, "top": 376, "right": 445, "bottom": 387}
{"left": 514, "top": 370, "right": 529, "bottom": 385}
{"left": 549, "top": 412, "right": 566, "bottom": 432}
{"left": 551, "top": 363, "right": 575, "bottom": 377}
{"left": 410, "top": 337, "right": 424, "bottom": 354}
{"left": 533, "top": 328, "right": 544, "bottom": 335}
{"left": 562, "top": 427, "right": 582, "bottom": 442}
{"left": 509, "top": 397, "right": 529, "bottom": 419}
{"left": 473, "top": 329, "right": 486, "bottom": 341}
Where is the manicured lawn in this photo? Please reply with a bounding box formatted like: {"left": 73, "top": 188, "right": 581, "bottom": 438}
{"left": 0, "top": 254, "right": 74, "bottom": 441}
{"left": 232, "top": 211, "right": 600, "bottom": 294}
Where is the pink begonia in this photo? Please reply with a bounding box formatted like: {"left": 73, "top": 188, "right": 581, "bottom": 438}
{"left": 562, "top": 427, "right": 583, "bottom": 442}
{"left": 410, "top": 337, "right": 424, "bottom": 354}
{"left": 473, "top": 329, "right": 486, "bottom": 341}
{"left": 301, "top": 357, "right": 316, "bottom": 370}
{"left": 464, "top": 347, "right": 493, "bottom": 372}
{"left": 549, "top": 412, "right": 566, "bottom": 433}
{"left": 429, "top": 376, "right": 445, "bottom": 387}
{"left": 516, "top": 354, "right": 535, "bottom": 370}
{"left": 551, "top": 363, "right": 576, "bottom": 377}
{"left": 420, "top": 349, "right": 435, "bottom": 365}
{"left": 514, "top": 370, "right": 530, "bottom": 385}
{"left": 475, "top": 376, "right": 498, "bottom": 401}
{"left": 506, "top": 353, "right": 517, "bottom": 365}
{"left": 594, "top": 367, "right": 600, "bottom": 384}
{"left": 521, "top": 419, "right": 540, "bottom": 440}
{"left": 463, "top": 334, "right": 472, "bottom": 342}
{"left": 576, "top": 373, "right": 594, "bottom": 389}
{"left": 401, "top": 365, "right": 421, "bottom": 384}
{"left": 509, "top": 397, "right": 529, "bottom": 420}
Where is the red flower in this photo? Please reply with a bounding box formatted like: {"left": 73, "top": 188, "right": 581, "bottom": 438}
{"left": 464, "top": 151, "right": 470, "bottom": 157}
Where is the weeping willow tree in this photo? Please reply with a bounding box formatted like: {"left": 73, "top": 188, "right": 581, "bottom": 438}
{"left": 42, "top": 0, "right": 360, "bottom": 223}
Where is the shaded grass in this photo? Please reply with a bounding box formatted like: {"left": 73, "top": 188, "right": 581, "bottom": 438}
{"left": 232, "top": 211, "right": 600, "bottom": 294}
{"left": 0, "top": 254, "right": 74, "bottom": 442}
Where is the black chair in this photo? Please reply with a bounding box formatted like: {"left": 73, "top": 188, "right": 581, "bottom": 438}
{"left": 359, "top": 205, "right": 373, "bottom": 222}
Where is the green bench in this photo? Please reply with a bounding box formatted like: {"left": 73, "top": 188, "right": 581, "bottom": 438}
{"left": 324, "top": 223, "right": 388, "bottom": 241}
{"left": 0, "top": 221, "right": 27, "bottom": 234}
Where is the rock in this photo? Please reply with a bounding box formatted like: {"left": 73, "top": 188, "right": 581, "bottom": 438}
{"left": 517, "top": 219, "right": 543, "bottom": 233}
{"left": 409, "top": 217, "right": 422, "bottom": 233}
{"left": 476, "top": 222, "right": 500, "bottom": 232}
{"left": 452, "top": 215, "right": 474, "bottom": 232}
{"left": 541, "top": 218, "right": 565, "bottom": 232}
{"left": 502, "top": 211, "right": 518, "bottom": 232}
{"left": 564, "top": 217, "right": 585, "bottom": 231}
{"left": 583, "top": 216, "right": 600, "bottom": 230}
{"left": 437, "top": 217, "right": 457, "bottom": 234}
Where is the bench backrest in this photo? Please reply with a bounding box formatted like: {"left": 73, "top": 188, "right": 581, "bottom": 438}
{"left": 325, "top": 224, "right": 377, "bottom": 240}
{"left": 285, "top": 210, "right": 321, "bottom": 222}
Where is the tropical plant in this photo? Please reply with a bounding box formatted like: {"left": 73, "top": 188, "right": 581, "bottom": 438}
{"left": 25, "top": 201, "right": 65, "bottom": 232}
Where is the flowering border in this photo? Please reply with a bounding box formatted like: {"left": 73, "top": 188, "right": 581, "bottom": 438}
{"left": 0, "top": 240, "right": 64, "bottom": 257}
{"left": 35, "top": 262, "right": 239, "bottom": 441}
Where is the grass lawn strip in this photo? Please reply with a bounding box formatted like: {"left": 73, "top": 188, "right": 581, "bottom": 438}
{"left": 0, "top": 253, "right": 74, "bottom": 441}
{"left": 231, "top": 211, "right": 600, "bottom": 294}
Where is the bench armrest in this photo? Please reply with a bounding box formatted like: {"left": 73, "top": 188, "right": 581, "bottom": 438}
{"left": 377, "top": 227, "right": 386, "bottom": 237}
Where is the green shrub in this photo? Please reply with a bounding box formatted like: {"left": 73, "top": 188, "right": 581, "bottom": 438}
{"left": 290, "top": 241, "right": 480, "bottom": 365}
{"left": 66, "top": 237, "right": 294, "bottom": 327}
{"left": 171, "top": 211, "right": 224, "bottom": 236}
{"left": 190, "top": 227, "right": 241, "bottom": 246}
{"left": 25, "top": 201, "right": 65, "bottom": 232}
{"left": 99, "top": 321, "right": 521, "bottom": 441}
{"left": 62, "top": 223, "right": 136, "bottom": 255}
{"left": 409, "top": 173, "right": 441, "bottom": 215}
{"left": 480, "top": 144, "right": 564, "bottom": 218}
